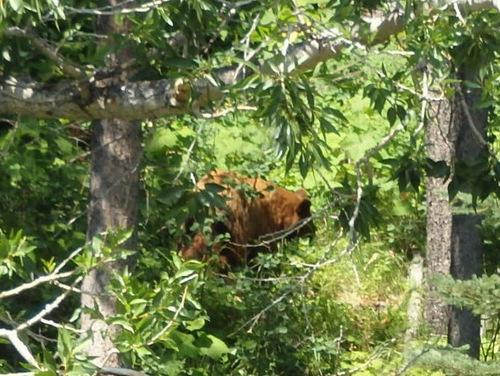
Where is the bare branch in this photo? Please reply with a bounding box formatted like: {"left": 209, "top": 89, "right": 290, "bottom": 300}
{"left": 228, "top": 287, "right": 291, "bottom": 336}
{"left": 40, "top": 318, "right": 83, "bottom": 334}
{"left": 0, "top": 76, "right": 220, "bottom": 120}
{"left": 16, "top": 276, "right": 83, "bottom": 331}
{"left": 53, "top": 246, "right": 86, "bottom": 274}
{"left": 0, "top": 6, "right": 405, "bottom": 120}
{"left": 0, "top": 245, "right": 85, "bottom": 300}
{"left": 456, "top": 87, "right": 490, "bottom": 149}
{"left": 197, "top": 105, "right": 257, "bottom": 119}
{"left": 0, "top": 270, "right": 76, "bottom": 300}
{"left": 2, "top": 1, "right": 499, "bottom": 120}
{"left": 349, "top": 123, "right": 405, "bottom": 244}
{"left": 336, "top": 338, "right": 398, "bottom": 376}
{"left": 430, "top": 0, "right": 500, "bottom": 12}
{"left": 1, "top": 313, "right": 56, "bottom": 343}
{"left": 65, "top": 0, "right": 171, "bottom": 16}
{"left": 99, "top": 367, "right": 150, "bottom": 376}
{"left": 0, "top": 329, "right": 40, "bottom": 369}
{"left": 228, "top": 230, "right": 346, "bottom": 337}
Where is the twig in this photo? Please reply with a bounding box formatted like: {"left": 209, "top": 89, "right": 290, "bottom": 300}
{"left": 228, "top": 231, "right": 346, "bottom": 337}
{"left": 0, "top": 275, "right": 84, "bottom": 373}
{"left": 53, "top": 245, "right": 86, "bottom": 274}
{"left": 172, "top": 122, "right": 202, "bottom": 185}
{"left": 349, "top": 123, "right": 405, "bottom": 245}
{"left": 197, "top": 105, "right": 258, "bottom": 119}
{"left": 413, "top": 63, "right": 429, "bottom": 136}
{"left": 0, "top": 243, "right": 85, "bottom": 300}
{"left": 52, "top": 280, "right": 83, "bottom": 293}
{"left": 0, "top": 270, "right": 75, "bottom": 300}
{"left": 40, "top": 318, "right": 83, "bottom": 334}
{"left": 228, "top": 204, "right": 330, "bottom": 250}
{"left": 1, "top": 313, "right": 56, "bottom": 344}
{"left": 228, "top": 289, "right": 292, "bottom": 336}
{"left": 456, "top": 86, "right": 491, "bottom": 149}
{"left": 295, "top": 234, "right": 356, "bottom": 271}
{"left": 148, "top": 285, "right": 189, "bottom": 344}
{"left": 99, "top": 367, "right": 150, "bottom": 376}
{"left": 16, "top": 276, "right": 83, "bottom": 331}
{"left": 64, "top": 0, "right": 170, "bottom": 16}
{"left": 394, "top": 339, "right": 437, "bottom": 375}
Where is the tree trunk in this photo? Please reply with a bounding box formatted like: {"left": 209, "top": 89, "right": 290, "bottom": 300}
{"left": 405, "top": 251, "right": 424, "bottom": 342}
{"left": 448, "top": 214, "right": 482, "bottom": 358}
{"left": 79, "top": 1, "right": 141, "bottom": 367}
{"left": 446, "top": 64, "right": 487, "bottom": 358}
{"left": 80, "top": 118, "right": 141, "bottom": 367}
{"left": 425, "top": 62, "right": 486, "bottom": 357}
{"left": 425, "top": 96, "right": 455, "bottom": 335}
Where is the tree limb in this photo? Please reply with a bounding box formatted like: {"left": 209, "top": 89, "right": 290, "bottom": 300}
{"left": 0, "top": 244, "right": 85, "bottom": 300}
{"left": 1, "top": 1, "right": 499, "bottom": 120}
{"left": 430, "top": 0, "right": 500, "bottom": 12}
{"left": 0, "top": 76, "right": 221, "bottom": 120}
{"left": 0, "top": 270, "right": 75, "bottom": 300}
{"left": 16, "top": 276, "right": 83, "bottom": 332}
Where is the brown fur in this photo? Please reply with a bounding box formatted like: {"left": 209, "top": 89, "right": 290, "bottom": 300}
{"left": 180, "top": 170, "right": 313, "bottom": 266}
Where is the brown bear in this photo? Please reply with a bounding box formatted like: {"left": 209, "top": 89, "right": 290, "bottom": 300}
{"left": 180, "top": 169, "right": 313, "bottom": 267}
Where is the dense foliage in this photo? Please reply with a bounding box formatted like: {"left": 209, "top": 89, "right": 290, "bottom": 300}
{"left": 1, "top": 0, "right": 500, "bottom": 375}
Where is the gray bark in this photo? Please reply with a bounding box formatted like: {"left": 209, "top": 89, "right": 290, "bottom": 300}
{"left": 405, "top": 252, "right": 424, "bottom": 341}
{"left": 446, "top": 63, "right": 487, "bottom": 358}
{"left": 0, "top": 75, "right": 219, "bottom": 120}
{"left": 425, "top": 96, "right": 456, "bottom": 335}
{"left": 448, "top": 214, "right": 483, "bottom": 358}
{"left": 80, "top": 2, "right": 142, "bottom": 367}
{"left": 424, "top": 62, "right": 487, "bottom": 357}
{"left": 80, "top": 117, "right": 141, "bottom": 368}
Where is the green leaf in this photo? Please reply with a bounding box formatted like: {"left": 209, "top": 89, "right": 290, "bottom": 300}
{"left": 2, "top": 49, "right": 11, "bottom": 61}
{"left": 57, "top": 328, "right": 73, "bottom": 362}
{"left": 397, "top": 105, "right": 406, "bottom": 122}
{"left": 387, "top": 107, "right": 397, "bottom": 126}
{"left": 34, "top": 370, "right": 57, "bottom": 376}
{"left": 275, "top": 326, "right": 288, "bottom": 334}
{"left": 463, "top": 80, "right": 482, "bottom": 89}
{"left": 186, "top": 317, "right": 205, "bottom": 331}
{"left": 8, "top": 0, "right": 23, "bottom": 12}
{"left": 174, "top": 267, "right": 197, "bottom": 280}
{"left": 108, "top": 317, "right": 134, "bottom": 333}
{"left": 157, "top": 186, "right": 187, "bottom": 206}
{"left": 319, "top": 117, "right": 339, "bottom": 135}
{"left": 198, "top": 334, "right": 230, "bottom": 360}
{"left": 323, "top": 107, "right": 347, "bottom": 122}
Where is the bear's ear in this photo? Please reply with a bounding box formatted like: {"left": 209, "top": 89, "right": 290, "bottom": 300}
{"left": 295, "top": 188, "right": 308, "bottom": 200}
{"left": 296, "top": 198, "right": 311, "bottom": 218}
